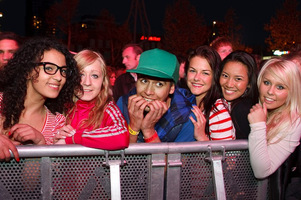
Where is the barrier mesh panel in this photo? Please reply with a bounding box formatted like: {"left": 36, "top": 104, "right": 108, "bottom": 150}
{"left": 51, "top": 154, "right": 149, "bottom": 200}
{"left": 180, "top": 151, "right": 212, "bottom": 199}
{"left": 0, "top": 154, "right": 149, "bottom": 200}
{"left": 0, "top": 149, "right": 263, "bottom": 200}
{"left": 120, "top": 154, "right": 149, "bottom": 200}
{"left": 180, "top": 150, "right": 259, "bottom": 200}
{"left": 51, "top": 156, "right": 109, "bottom": 200}
{"left": 0, "top": 158, "right": 42, "bottom": 199}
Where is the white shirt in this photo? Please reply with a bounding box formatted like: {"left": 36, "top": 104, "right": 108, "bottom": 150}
{"left": 248, "top": 118, "right": 301, "bottom": 179}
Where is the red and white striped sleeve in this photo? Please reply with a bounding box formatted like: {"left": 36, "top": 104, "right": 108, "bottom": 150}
{"left": 209, "top": 99, "right": 236, "bottom": 141}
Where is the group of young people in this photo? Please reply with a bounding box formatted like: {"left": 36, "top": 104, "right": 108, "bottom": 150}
{"left": 187, "top": 45, "right": 300, "bottom": 172}
{"left": 0, "top": 35, "right": 300, "bottom": 198}
{"left": 115, "top": 41, "right": 300, "bottom": 197}
{"left": 0, "top": 37, "right": 130, "bottom": 162}
{"left": 116, "top": 42, "right": 300, "bottom": 185}
{"left": 181, "top": 43, "right": 301, "bottom": 198}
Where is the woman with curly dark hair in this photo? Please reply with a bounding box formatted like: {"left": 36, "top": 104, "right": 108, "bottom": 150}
{"left": 0, "top": 36, "right": 81, "bottom": 155}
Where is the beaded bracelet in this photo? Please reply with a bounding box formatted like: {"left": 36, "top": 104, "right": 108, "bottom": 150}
{"left": 128, "top": 125, "right": 139, "bottom": 136}
{"left": 144, "top": 131, "right": 159, "bottom": 143}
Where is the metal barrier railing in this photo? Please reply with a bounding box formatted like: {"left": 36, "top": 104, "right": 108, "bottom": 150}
{"left": 0, "top": 140, "right": 267, "bottom": 200}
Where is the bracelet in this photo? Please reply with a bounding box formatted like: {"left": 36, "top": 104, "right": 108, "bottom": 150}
{"left": 128, "top": 125, "right": 139, "bottom": 136}
{"left": 72, "top": 135, "right": 75, "bottom": 144}
{"left": 144, "top": 131, "right": 159, "bottom": 143}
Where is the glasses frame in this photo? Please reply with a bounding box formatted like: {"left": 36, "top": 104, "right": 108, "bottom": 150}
{"left": 37, "top": 62, "right": 71, "bottom": 78}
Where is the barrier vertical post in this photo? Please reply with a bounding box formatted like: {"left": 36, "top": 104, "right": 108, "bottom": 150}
{"left": 109, "top": 160, "right": 122, "bottom": 200}
{"left": 166, "top": 153, "right": 182, "bottom": 200}
{"left": 41, "top": 157, "right": 52, "bottom": 200}
{"left": 205, "top": 146, "right": 227, "bottom": 200}
{"left": 149, "top": 154, "right": 166, "bottom": 200}
{"left": 103, "top": 150, "right": 126, "bottom": 200}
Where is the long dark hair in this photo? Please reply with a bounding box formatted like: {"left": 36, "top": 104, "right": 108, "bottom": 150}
{"left": 186, "top": 45, "right": 222, "bottom": 134}
{"left": 218, "top": 50, "right": 259, "bottom": 109}
{"left": 0, "top": 36, "right": 81, "bottom": 129}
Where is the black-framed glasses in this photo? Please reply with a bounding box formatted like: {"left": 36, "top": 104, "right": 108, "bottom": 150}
{"left": 37, "top": 62, "right": 71, "bottom": 78}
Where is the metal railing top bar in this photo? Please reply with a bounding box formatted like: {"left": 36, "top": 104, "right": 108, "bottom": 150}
{"left": 11, "top": 140, "right": 249, "bottom": 158}
{"left": 165, "top": 139, "right": 248, "bottom": 153}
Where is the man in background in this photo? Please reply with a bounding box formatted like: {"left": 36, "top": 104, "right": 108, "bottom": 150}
{"left": 113, "top": 43, "right": 143, "bottom": 102}
{"left": 0, "top": 32, "right": 23, "bottom": 69}
{"left": 210, "top": 36, "right": 233, "bottom": 60}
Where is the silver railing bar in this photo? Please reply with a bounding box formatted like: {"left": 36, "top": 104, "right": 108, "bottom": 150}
{"left": 11, "top": 140, "right": 249, "bottom": 158}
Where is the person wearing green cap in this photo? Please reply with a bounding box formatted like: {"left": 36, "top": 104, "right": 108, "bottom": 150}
{"left": 117, "top": 48, "right": 197, "bottom": 143}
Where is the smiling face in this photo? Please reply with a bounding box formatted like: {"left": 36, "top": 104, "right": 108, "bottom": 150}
{"left": 136, "top": 75, "right": 175, "bottom": 103}
{"left": 259, "top": 71, "right": 288, "bottom": 110}
{"left": 219, "top": 61, "right": 249, "bottom": 102}
{"left": 186, "top": 56, "right": 213, "bottom": 104}
{"left": 27, "top": 49, "right": 67, "bottom": 99}
{"left": 79, "top": 60, "right": 103, "bottom": 102}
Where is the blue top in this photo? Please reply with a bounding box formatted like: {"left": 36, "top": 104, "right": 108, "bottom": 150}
{"left": 117, "top": 87, "right": 196, "bottom": 142}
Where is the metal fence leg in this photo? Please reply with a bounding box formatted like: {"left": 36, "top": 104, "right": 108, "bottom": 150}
{"left": 166, "top": 153, "right": 182, "bottom": 200}
{"left": 149, "top": 154, "right": 166, "bottom": 200}
{"left": 41, "top": 157, "right": 52, "bottom": 200}
{"left": 205, "top": 146, "right": 227, "bottom": 200}
{"left": 109, "top": 160, "right": 122, "bottom": 200}
{"left": 103, "top": 151, "right": 126, "bottom": 200}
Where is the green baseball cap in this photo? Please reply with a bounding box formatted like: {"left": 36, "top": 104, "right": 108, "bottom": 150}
{"left": 127, "top": 48, "right": 179, "bottom": 83}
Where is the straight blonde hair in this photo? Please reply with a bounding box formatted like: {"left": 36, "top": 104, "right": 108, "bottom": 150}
{"left": 68, "top": 49, "right": 112, "bottom": 129}
{"left": 257, "top": 58, "right": 301, "bottom": 143}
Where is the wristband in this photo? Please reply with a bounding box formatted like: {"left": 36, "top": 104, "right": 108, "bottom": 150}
{"left": 72, "top": 135, "right": 75, "bottom": 144}
{"left": 128, "top": 125, "right": 139, "bottom": 136}
{"left": 144, "top": 131, "right": 159, "bottom": 143}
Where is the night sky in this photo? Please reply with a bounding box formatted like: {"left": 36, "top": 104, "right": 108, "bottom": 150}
{"left": 0, "top": 0, "right": 297, "bottom": 47}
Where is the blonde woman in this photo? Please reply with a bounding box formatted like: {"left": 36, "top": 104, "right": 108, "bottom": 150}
{"left": 55, "top": 50, "right": 129, "bottom": 150}
{"left": 248, "top": 58, "right": 301, "bottom": 179}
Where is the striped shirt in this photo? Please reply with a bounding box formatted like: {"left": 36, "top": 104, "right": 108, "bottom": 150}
{"left": 65, "top": 100, "right": 129, "bottom": 150}
{"left": 209, "top": 98, "right": 236, "bottom": 140}
{"left": 42, "top": 108, "right": 66, "bottom": 145}
{"left": 0, "top": 92, "right": 66, "bottom": 145}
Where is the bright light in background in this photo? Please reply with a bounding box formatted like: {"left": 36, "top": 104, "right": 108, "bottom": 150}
{"left": 212, "top": 21, "right": 216, "bottom": 37}
{"left": 273, "top": 50, "right": 290, "bottom": 56}
{"left": 0, "top": 12, "right": 3, "bottom": 17}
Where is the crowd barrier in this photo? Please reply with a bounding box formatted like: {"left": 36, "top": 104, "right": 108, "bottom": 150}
{"left": 0, "top": 140, "right": 268, "bottom": 200}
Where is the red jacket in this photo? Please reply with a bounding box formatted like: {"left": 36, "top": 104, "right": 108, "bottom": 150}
{"left": 65, "top": 100, "right": 129, "bottom": 150}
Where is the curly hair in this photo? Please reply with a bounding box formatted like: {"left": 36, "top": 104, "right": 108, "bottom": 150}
{"left": 68, "top": 49, "right": 112, "bottom": 129}
{"left": 0, "top": 36, "right": 81, "bottom": 130}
